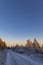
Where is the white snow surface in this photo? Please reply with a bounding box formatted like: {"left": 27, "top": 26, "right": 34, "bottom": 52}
{"left": 6, "top": 49, "right": 43, "bottom": 65}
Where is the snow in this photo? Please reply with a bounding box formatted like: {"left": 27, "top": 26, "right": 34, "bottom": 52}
{"left": 0, "top": 50, "right": 7, "bottom": 65}
{"left": 6, "top": 49, "right": 43, "bottom": 65}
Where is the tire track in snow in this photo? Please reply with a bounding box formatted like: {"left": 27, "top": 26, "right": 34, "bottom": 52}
{"left": 6, "top": 50, "right": 17, "bottom": 65}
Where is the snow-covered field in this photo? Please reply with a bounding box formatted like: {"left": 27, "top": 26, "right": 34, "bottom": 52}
{"left": 0, "top": 49, "right": 43, "bottom": 65}
{"left": 6, "top": 49, "right": 43, "bottom": 65}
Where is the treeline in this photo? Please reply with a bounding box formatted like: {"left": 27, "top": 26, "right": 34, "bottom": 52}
{"left": 0, "top": 38, "right": 6, "bottom": 50}
{"left": 11, "top": 38, "right": 43, "bottom": 54}
{"left": 26, "top": 38, "right": 43, "bottom": 53}
{"left": 25, "top": 38, "right": 43, "bottom": 54}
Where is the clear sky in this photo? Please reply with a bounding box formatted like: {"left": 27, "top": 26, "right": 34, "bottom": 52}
{"left": 0, "top": 0, "right": 43, "bottom": 43}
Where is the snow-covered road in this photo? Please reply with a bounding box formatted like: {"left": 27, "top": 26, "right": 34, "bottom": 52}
{"left": 6, "top": 50, "right": 43, "bottom": 65}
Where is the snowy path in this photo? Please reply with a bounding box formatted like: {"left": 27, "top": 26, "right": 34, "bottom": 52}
{"left": 6, "top": 50, "right": 43, "bottom": 65}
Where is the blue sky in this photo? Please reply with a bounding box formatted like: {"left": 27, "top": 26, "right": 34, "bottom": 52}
{"left": 0, "top": 0, "right": 43, "bottom": 42}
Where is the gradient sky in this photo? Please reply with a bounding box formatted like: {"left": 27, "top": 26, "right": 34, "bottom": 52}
{"left": 0, "top": 0, "right": 43, "bottom": 43}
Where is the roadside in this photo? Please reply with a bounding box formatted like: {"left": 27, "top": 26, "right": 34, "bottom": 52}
{"left": 0, "top": 49, "right": 7, "bottom": 65}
